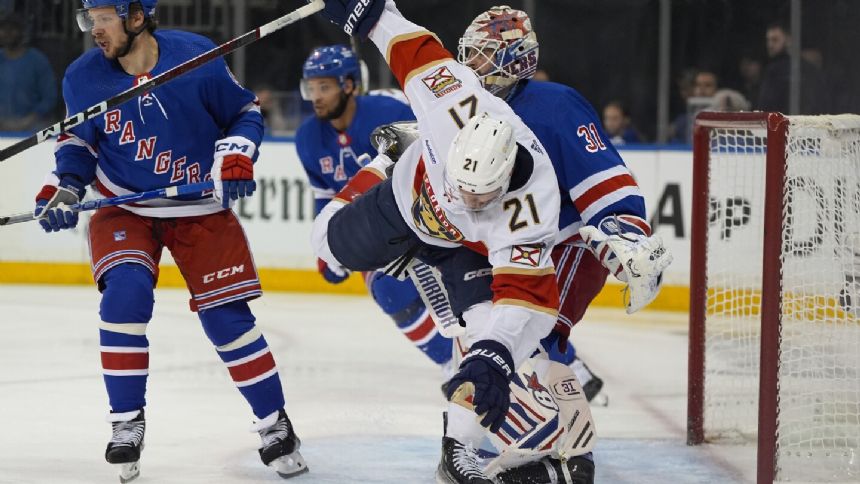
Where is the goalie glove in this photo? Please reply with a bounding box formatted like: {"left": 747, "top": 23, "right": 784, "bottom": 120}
{"left": 580, "top": 215, "right": 673, "bottom": 314}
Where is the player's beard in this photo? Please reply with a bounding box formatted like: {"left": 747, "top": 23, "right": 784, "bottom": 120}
{"left": 319, "top": 92, "right": 350, "bottom": 121}
{"left": 100, "top": 33, "right": 131, "bottom": 60}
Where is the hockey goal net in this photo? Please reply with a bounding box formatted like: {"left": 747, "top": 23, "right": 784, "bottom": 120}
{"left": 688, "top": 112, "right": 860, "bottom": 483}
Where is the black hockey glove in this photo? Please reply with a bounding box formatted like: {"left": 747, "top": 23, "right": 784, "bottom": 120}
{"left": 445, "top": 339, "right": 514, "bottom": 432}
{"left": 317, "top": 0, "right": 385, "bottom": 39}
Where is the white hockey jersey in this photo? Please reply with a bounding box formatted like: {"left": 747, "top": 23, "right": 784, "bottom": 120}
{"left": 367, "top": 5, "right": 561, "bottom": 361}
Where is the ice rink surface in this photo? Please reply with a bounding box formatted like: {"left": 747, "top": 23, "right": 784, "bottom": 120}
{"left": 0, "top": 285, "right": 755, "bottom": 483}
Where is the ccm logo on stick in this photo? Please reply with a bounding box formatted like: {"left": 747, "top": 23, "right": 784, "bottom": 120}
{"left": 203, "top": 265, "right": 245, "bottom": 283}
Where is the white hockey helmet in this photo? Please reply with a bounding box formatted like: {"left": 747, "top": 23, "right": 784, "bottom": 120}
{"left": 443, "top": 112, "right": 517, "bottom": 212}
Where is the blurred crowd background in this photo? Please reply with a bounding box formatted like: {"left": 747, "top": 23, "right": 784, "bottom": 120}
{"left": 1, "top": 0, "right": 858, "bottom": 143}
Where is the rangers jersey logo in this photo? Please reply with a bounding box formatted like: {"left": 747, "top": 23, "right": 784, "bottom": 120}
{"left": 526, "top": 371, "right": 559, "bottom": 411}
{"left": 319, "top": 156, "right": 334, "bottom": 174}
{"left": 421, "top": 66, "right": 462, "bottom": 98}
{"left": 411, "top": 173, "right": 463, "bottom": 242}
{"left": 510, "top": 244, "right": 543, "bottom": 267}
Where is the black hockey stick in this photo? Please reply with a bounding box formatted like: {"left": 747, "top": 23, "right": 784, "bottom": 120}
{"left": 0, "top": 180, "right": 214, "bottom": 226}
{"left": 0, "top": 0, "right": 324, "bottom": 163}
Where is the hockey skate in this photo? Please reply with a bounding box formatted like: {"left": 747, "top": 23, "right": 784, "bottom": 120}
{"left": 436, "top": 436, "right": 493, "bottom": 484}
{"left": 105, "top": 409, "right": 145, "bottom": 484}
{"left": 570, "top": 358, "right": 607, "bottom": 406}
{"left": 494, "top": 454, "right": 595, "bottom": 484}
{"left": 253, "top": 409, "right": 309, "bottom": 479}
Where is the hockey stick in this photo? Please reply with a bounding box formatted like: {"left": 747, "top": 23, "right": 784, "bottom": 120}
{"left": 0, "top": 0, "right": 325, "bottom": 163}
{"left": 383, "top": 252, "right": 465, "bottom": 338}
{"left": 0, "top": 180, "right": 214, "bottom": 226}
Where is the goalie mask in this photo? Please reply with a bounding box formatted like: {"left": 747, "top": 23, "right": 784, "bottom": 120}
{"left": 458, "top": 5, "right": 539, "bottom": 96}
{"left": 443, "top": 113, "right": 517, "bottom": 212}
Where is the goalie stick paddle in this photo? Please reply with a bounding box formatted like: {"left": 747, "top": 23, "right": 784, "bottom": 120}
{"left": 0, "top": 0, "right": 325, "bottom": 163}
{"left": 0, "top": 180, "right": 214, "bottom": 226}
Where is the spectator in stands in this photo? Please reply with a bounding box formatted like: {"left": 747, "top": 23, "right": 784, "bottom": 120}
{"left": 254, "top": 85, "right": 290, "bottom": 135}
{"left": 670, "top": 68, "right": 711, "bottom": 144}
{"left": 533, "top": 68, "right": 550, "bottom": 81}
{"left": 602, "top": 100, "right": 641, "bottom": 145}
{"left": 738, "top": 51, "right": 762, "bottom": 107}
{"left": 0, "top": 17, "right": 57, "bottom": 132}
{"left": 708, "top": 89, "right": 751, "bottom": 112}
{"left": 692, "top": 70, "right": 718, "bottom": 98}
{"left": 757, "top": 22, "right": 829, "bottom": 114}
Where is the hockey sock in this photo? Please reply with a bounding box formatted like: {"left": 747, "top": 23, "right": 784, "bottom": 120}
{"left": 99, "top": 264, "right": 155, "bottom": 413}
{"left": 198, "top": 300, "right": 285, "bottom": 419}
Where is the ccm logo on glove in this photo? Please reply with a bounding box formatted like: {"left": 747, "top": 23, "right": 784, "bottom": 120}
{"left": 215, "top": 141, "right": 251, "bottom": 154}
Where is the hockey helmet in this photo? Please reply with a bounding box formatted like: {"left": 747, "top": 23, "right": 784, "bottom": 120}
{"left": 458, "top": 5, "right": 539, "bottom": 96}
{"left": 443, "top": 112, "right": 518, "bottom": 212}
{"left": 77, "top": 0, "right": 157, "bottom": 32}
{"left": 301, "top": 45, "right": 363, "bottom": 100}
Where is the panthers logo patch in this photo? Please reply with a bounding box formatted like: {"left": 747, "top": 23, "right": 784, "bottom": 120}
{"left": 411, "top": 174, "right": 463, "bottom": 242}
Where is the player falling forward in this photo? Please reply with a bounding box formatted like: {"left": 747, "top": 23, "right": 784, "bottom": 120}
{"left": 312, "top": 1, "right": 575, "bottom": 482}
{"left": 312, "top": 1, "right": 671, "bottom": 482}
{"left": 295, "top": 45, "right": 455, "bottom": 377}
{"left": 457, "top": 5, "right": 656, "bottom": 405}
{"left": 33, "top": 1, "right": 306, "bottom": 481}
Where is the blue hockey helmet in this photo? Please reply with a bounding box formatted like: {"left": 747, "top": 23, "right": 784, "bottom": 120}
{"left": 77, "top": 0, "right": 157, "bottom": 32}
{"left": 458, "top": 5, "right": 539, "bottom": 97}
{"left": 300, "top": 45, "right": 362, "bottom": 100}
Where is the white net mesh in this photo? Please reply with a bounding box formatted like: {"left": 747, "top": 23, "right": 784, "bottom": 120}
{"left": 702, "top": 115, "right": 860, "bottom": 482}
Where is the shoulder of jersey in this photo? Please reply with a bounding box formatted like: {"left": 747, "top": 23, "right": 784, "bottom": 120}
{"left": 359, "top": 94, "right": 409, "bottom": 110}
{"left": 156, "top": 30, "right": 216, "bottom": 51}
{"left": 64, "top": 47, "right": 109, "bottom": 84}
{"left": 514, "top": 80, "right": 589, "bottom": 124}
{"left": 296, "top": 115, "right": 322, "bottom": 138}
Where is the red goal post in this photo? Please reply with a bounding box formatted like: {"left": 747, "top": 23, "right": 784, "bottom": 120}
{"left": 687, "top": 111, "right": 860, "bottom": 484}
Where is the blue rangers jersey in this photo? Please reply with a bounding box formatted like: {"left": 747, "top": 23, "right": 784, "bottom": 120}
{"left": 295, "top": 95, "right": 414, "bottom": 215}
{"left": 507, "top": 80, "right": 646, "bottom": 244}
{"left": 55, "top": 30, "right": 263, "bottom": 218}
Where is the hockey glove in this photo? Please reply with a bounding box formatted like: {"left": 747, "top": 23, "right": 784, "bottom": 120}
{"left": 370, "top": 121, "right": 419, "bottom": 163}
{"left": 212, "top": 136, "right": 257, "bottom": 209}
{"left": 318, "top": 0, "right": 386, "bottom": 39}
{"left": 34, "top": 174, "right": 86, "bottom": 233}
{"left": 317, "top": 258, "right": 350, "bottom": 284}
{"left": 446, "top": 339, "right": 514, "bottom": 432}
{"left": 580, "top": 215, "right": 673, "bottom": 314}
